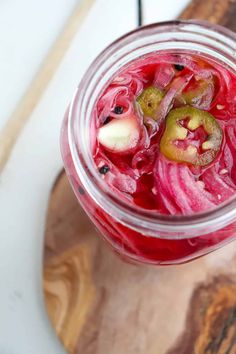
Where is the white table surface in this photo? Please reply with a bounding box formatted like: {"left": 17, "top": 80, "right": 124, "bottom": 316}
{"left": 0, "top": 1, "right": 189, "bottom": 353}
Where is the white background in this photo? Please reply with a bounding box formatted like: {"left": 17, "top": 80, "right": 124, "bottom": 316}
{"left": 0, "top": 1, "right": 189, "bottom": 353}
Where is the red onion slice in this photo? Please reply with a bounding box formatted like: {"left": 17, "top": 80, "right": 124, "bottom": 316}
{"left": 153, "top": 64, "right": 176, "bottom": 89}
{"left": 178, "top": 165, "right": 216, "bottom": 211}
{"left": 112, "top": 71, "right": 146, "bottom": 96}
{"left": 223, "top": 144, "right": 234, "bottom": 175}
{"left": 132, "top": 144, "right": 157, "bottom": 175}
{"left": 154, "top": 157, "right": 180, "bottom": 214}
{"left": 155, "top": 74, "right": 193, "bottom": 122}
{"left": 96, "top": 153, "right": 137, "bottom": 194}
{"left": 155, "top": 155, "right": 216, "bottom": 214}
{"left": 168, "top": 164, "right": 193, "bottom": 214}
{"left": 202, "top": 167, "right": 236, "bottom": 202}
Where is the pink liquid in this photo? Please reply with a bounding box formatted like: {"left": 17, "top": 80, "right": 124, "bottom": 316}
{"left": 61, "top": 52, "right": 236, "bottom": 265}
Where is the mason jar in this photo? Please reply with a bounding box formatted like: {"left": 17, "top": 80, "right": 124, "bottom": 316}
{"left": 60, "top": 20, "right": 236, "bottom": 265}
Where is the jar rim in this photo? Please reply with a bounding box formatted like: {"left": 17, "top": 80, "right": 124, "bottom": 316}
{"left": 67, "top": 20, "right": 236, "bottom": 238}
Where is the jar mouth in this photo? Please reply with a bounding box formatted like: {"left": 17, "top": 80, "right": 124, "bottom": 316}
{"left": 68, "top": 20, "right": 236, "bottom": 238}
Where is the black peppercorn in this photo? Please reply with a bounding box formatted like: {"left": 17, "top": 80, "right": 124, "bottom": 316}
{"left": 99, "top": 165, "right": 110, "bottom": 174}
{"left": 114, "top": 106, "right": 124, "bottom": 114}
{"left": 174, "top": 64, "right": 185, "bottom": 71}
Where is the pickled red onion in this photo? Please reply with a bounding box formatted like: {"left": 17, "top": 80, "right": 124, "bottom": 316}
{"left": 153, "top": 64, "right": 176, "bottom": 89}
{"left": 95, "top": 152, "right": 137, "bottom": 194}
{"left": 156, "top": 74, "right": 193, "bottom": 122}
{"left": 93, "top": 52, "right": 236, "bottom": 215}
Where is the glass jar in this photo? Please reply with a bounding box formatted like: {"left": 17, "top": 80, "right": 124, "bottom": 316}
{"left": 60, "top": 20, "right": 236, "bottom": 265}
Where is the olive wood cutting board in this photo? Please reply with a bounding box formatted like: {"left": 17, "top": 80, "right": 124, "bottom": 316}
{"left": 43, "top": 1, "right": 236, "bottom": 353}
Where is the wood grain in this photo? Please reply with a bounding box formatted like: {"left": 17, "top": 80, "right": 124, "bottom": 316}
{"left": 167, "top": 276, "right": 236, "bottom": 354}
{"left": 180, "top": 0, "right": 236, "bottom": 31}
{"left": 44, "top": 246, "right": 95, "bottom": 353}
{"left": 43, "top": 0, "right": 236, "bottom": 353}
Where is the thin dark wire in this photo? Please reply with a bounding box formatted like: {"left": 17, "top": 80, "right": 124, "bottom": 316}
{"left": 137, "top": 0, "right": 143, "bottom": 27}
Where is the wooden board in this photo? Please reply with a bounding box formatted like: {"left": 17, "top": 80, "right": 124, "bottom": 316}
{"left": 43, "top": 1, "right": 236, "bottom": 353}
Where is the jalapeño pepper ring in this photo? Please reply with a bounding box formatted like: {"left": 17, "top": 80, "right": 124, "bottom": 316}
{"left": 160, "top": 106, "right": 223, "bottom": 166}
{"left": 136, "top": 86, "right": 164, "bottom": 120}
